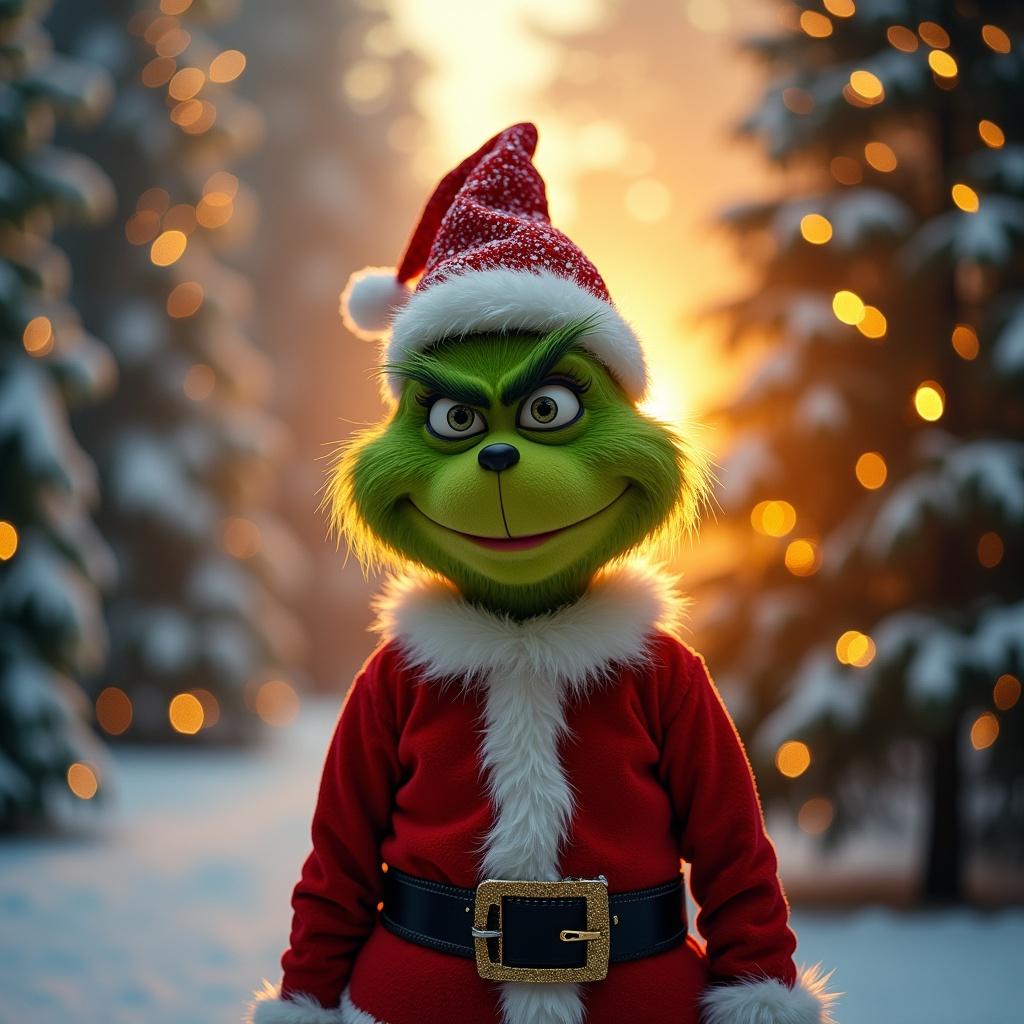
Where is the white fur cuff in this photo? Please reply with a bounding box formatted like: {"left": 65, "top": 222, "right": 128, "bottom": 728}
{"left": 246, "top": 982, "right": 384, "bottom": 1024}
{"left": 700, "top": 964, "right": 838, "bottom": 1024}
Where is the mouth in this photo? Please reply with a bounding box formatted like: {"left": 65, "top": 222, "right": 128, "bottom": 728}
{"left": 411, "top": 487, "right": 630, "bottom": 553}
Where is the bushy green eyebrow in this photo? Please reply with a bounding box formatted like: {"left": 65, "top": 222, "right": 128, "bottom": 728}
{"left": 382, "top": 351, "right": 491, "bottom": 406}
{"left": 498, "top": 314, "right": 602, "bottom": 405}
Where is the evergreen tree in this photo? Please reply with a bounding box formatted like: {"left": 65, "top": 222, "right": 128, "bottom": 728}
{"left": 54, "top": 0, "right": 301, "bottom": 742}
{"left": 0, "top": 0, "right": 115, "bottom": 826}
{"left": 698, "top": 0, "right": 1024, "bottom": 901}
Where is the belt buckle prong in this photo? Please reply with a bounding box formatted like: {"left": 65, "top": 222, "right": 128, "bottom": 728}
{"left": 472, "top": 877, "right": 611, "bottom": 984}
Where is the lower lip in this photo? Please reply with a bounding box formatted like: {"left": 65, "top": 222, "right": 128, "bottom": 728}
{"left": 463, "top": 528, "right": 564, "bottom": 551}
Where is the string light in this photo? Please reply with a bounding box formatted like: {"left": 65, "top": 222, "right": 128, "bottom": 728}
{"left": 150, "top": 229, "right": 187, "bottom": 266}
{"left": 168, "top": 66, "right": 204, "bottom": 100}
{"left": 0, "top": 521, "right": 18, "bottom": 561}
{"left": 928, "top": 50, "right": 958, "bottom": 79}
{"left": 855, "top": 452, "right": 887, "bottom": 489}
{"left": 823, "top": 0, "right": 855, "bottom": 17}
{"left": 886, "top": 26, "right": 918, "bottom": 52}
{"left": 750, "top": 500, "right": 797, "bottom": 537}
{"left": 209, "top": 49, "right": 246, "bottom": 83}
{"left": 166, "top": 281, "right": 204, "bottom": 318}
{"left": 799, "top": 213, "right": 832, "bottom": 244}
{"left": 169, "top": 693, "right": 205, "bottom": 734}
{"left": 856, "top": 305, "right": 887, "bottom": 339}
{"left": 776, "top": 741, "right": 811, "bottom": 778}
{"left": 799, "top": 10, "right": 833, "bottom": 37}
{"left": 864, "top": 141, "right": 897, "bottom": 172}
{"left": 951, "top": 183, "right": 980, "bottom": 212}
{"left": 970, "top": 712, "right": 999, "bottom": 750}
{"left": 978, "top": 120, "right": 1005, "bottom": 149}
{"left": 830, "top": 156, "right": 863, "bottom": 185}
{"left": 67, "top": 762, "right": 99, "bottom": 800}
{"left": 141, "top": 56, "right": 176, "bottom": 87}
{"left": 22, "top": 316, "right": 53, "bottom": 356}
{"left": 784, "top": 538, "right": 819, "bottom": 576}
{"left": 951, "top": 324, "right": 979, "bottom": 360}
{"left": 981, "top": 24, "right": 1011, "bottom": 54}
{"left": 95, "top": 687, "right": 133, "bottom": 735}
{"left": 836, "top": 630, "right": 876, "bottom": 667}
{"left": 994, "top": 675, "right": 1021, "bottom": 711}
{"left": 913, "top": 381, "right": 945, "bottom": 421}
{"left": 918, "top": 22, "right": 950, "bottom": 48}
{"left": 977, "top": 532, "right": 1004, "bottom": 568}
{"left": 832, "top": 289, "right": 866, "bottom": 325}
{"left": 848, "top": 70, "right": 884, "bottom": 103}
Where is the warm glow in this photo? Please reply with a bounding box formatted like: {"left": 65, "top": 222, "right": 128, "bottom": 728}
{"left": 204, "top": 171, "right": 239, "bottom": 197}
{"left": 22, "top": 316, "right": 53, "bottom": 356}
{"left": 830, "top": 156, "right": 863, "bottom": 186}
{"left": 67, "top": 762, "right": 99, "bottom": 800}
{"left": 223, "top": 516, "right": 261, "bottom": 559}
{"left": 95, "top": 687, "right": 133, "bottom": 736}
{"left": 168, "top": 67, "right": 205, "bottom": 101}
{"left": 170, "top": 99, "right": 204, "bottom": 127}
{"left": 150, "top": 229, "right": 188, "bottom": 266}
{"left": 784, "top": 538, "right": 819, "bottom": 577}
{"left": 994, "top": 674, "right": 1021, "bottom": 711}
{"left": 978, "top": 120, "right": 1005, "bottom": 149}
{"left": 0, "top": 521, "right": 18, "bottom": 561}
{"left": 823, "top": 0, "right": 855, "bottom": 17}
{"left": 855, "top": 451, "right": 887, "bottom": 489}
{"left": 914, "top": 381, "right": 945, "bottom": 421}
{"left": 167, "top": 281, "right": 204, "bottom": 318}
{"left": 836, "top": 629, "right": 876, "bottom": 666}
{"left": 191, "top": 689, "right": 221, "bottom": 729}
{"left": 183, "top": 363, "right": 215, "bottom": 401}
{"left": 864, "top": 141, "right": 897, "bottom": 172}
{"left": 125, "top": 210, "right": 161, "bottom": 245}
{"left": 856, "top": 305, "right": 887, "bottom": 339}
{"left": 160, "top": 0, "right": 194, "bottom": 13}
{"left": 256, "top": 680, "right": 300, "bottom": 727}
{"left": 209, "top": 49, "right": 246, "bottom": 83}
{"left": 179, "top": 100, "right": 217, "bottom": 135}
{"left": 799, "top": 213, "right": 832, "bottom": 244}
{"left": 918, "top": 22, "right": 950, "bottom": 48}
{"left": 751, "top": 500, "right": 797, "bottom": 538}
{"left": 137, "top": 187, "right": 170, "bottom": 214}
{"left": 141, "top": 56, "right": 176, "bottom": 88}
{"left": 624, "top": 179, "right": 672, "bottom": 223}
{"left": 832, "top": 290, "right": 866, "bottom": 325}
{"left": 928, "top": 50, "right": 958, "bottom": 79}
{"left": 196, "top": 192, "right": 234, "bottom": 229}
{"left": 782, "top": 87, "right": 814, "bottom": 115}
{"left": 951, "top": 324, "right": 979, "bottom": 360}
{"left": 970, "top": 712, "right": 999, "bottom": 750}
{"left": 169, "top": 693, "right": 205, "bottom": 735}
{"left": 798, "top": 797, "right": 834, "bottom": 835}
{"left": 981, "top": 24, "right": 1012, "bottom": 54}
{"left": 799, "top": 10, "right": 832, "bottom": 37}
{"left": 952, "top": 183, "right": 980, "bottom": 212}
{"left": 155, "top": 28, "right": 190, "bottom": 59}
{"left": 977, "top": 532, "right": 1004, "bottom": 569}
{"left": 776, "top": 741, "right": 811, "bottom": 779}
{"left": 886, "top": 26, "right": 918, "bottom": 52}
{"left": 849, "top": 70, "right": 884, "bottom": 102}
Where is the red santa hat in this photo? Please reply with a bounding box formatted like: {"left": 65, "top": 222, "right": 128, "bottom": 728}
{"left": 340, "top": 122, "right": 648, "bottom": 402}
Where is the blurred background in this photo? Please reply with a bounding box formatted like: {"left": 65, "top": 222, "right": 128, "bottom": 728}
{"left": 0, "top": 1, "right": 1021, "bottom": 1021}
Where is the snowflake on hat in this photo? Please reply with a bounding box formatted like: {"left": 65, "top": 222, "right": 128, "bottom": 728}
{"left": 249, "top": 123, "right": 837, "bottom": 1024}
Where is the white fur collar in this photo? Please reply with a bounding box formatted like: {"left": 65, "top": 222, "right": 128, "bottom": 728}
{"left": 371, "top": 560, "right": 685, "bottom": 691}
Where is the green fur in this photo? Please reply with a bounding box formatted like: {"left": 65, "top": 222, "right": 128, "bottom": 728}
{"left": 326, "top": 323, "right": 708, "bottom": 619}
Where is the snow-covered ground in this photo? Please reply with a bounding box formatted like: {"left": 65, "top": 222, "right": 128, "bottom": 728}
{"left": 0, "top": 699, "right": 1019, "bottom": 1024}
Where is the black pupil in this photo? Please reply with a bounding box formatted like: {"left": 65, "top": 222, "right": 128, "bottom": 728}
{"left": 533, "top": 397, "right": 557, "bottom": 422}
{"left": 447, "top": 405, "right": 472, "bottom": 430}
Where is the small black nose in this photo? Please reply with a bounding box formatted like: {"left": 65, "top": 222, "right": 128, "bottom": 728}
{"left": 478, "top": 443, "right": 520, "bottom": 473}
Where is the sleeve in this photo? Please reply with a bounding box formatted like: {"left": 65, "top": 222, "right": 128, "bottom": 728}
{"left": 659, "top": 647, "right": 836, "bottom": 1024}
{"left": 251, "top": 649, "right": 402, "bottom": 1019}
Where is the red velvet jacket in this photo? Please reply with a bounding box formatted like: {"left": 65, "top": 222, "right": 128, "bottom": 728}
{"left": 253, "top": 567, "right": 823, "bottom": 1024}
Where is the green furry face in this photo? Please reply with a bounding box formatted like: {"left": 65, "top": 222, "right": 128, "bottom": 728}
{"left": 329, "top": 324, "right": 706, "bottom": 617}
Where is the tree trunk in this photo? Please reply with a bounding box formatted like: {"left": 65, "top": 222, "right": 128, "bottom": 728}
{"left": 923, "top": 713, "right": 964, "bottom": 903}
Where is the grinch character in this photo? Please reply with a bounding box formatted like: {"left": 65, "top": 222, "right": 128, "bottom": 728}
{"left": 248, "top": 124, "right": 836, "bottom": 1024}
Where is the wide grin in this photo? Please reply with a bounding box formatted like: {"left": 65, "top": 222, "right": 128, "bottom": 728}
{"left": 410, "top": 487, "right": 631, "bottom": 553}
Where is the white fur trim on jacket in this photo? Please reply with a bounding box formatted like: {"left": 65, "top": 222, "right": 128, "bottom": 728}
{"left": 700, "top": 965, "right": 838, "bottom": 1024}
{"left": 383, "top": 267, "right": 648, "bottom": 401}
{"left": 246, "top": 983, "right": 384, "bottom": 1024}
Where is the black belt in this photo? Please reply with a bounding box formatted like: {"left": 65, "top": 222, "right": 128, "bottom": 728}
{"left": 380, "top": 867, "right": 687, "bottom": 983}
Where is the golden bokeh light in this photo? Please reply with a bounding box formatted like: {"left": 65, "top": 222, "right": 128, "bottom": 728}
{"left": 137, "top": 187, "right": 170, "bottom": 214}
{"left": 160, "top": 0, "right": 194, "bottom": 13}
{"left": 836, "top": 629, "right": 876, "bottom": 666}
{"left": 970, "top": 712, "right": 999, "bottom": 751}
{"left": 823, "top": 0, "right": 855, "bottom": 17}
{"left": 830, "top": 156, "right": 863, "bottom": 186}
{"left": 191, "top": 689, "right": 221, "bottom": 729}
{"left": 169, "top": 693, "right": 204, "bottom": 735}
{"left": 750, "top": 500, "right": 797, "bottom": 537}
{"left": 977, "top": 531, "right": 1004, "bottom": 569}
{"left": 624, "top": 178, "right": 672, "bottom": 223}
{"left": 168, "top": 66, "right": 205, "bottom": 101}
{"left": 864, "top": 141, "right": 897, "bottom": 172}
{"left": 978, "top": 120, "right": 1005, "bottom": 149}
{"left": 209, "top": 49, "right": 246, "bottom": 83}
{"left": 125, "top": 210, "right": 161, "bottom": 245}
{"left": 776, "top": 741, "right": 811, "bottom": 779}
{"left": 849, "top": 70, "right": 884, "bottom": 103}
{"left": 96, "top": 687, "right": 133, "bottom": 736}
{"left": 784, "top": 538, "right": 819, "bottom": 577}
{"left": 22, "top": 315, "right": 53, "bottom": 356}
{"left": 256, "top": 680, "right": 300, "bottom": 728}
{"left": 170, "top": 98, "right": 204, "bottom": 127}
{"left": 223, "top": 516, "right": 262, "bottom": 559}
{"left": 0, "top": 521, "right": 18, "bottom": 561}
{"left": 855, "top": 451, "right": 887, "bottom": 489}
{"left": 981, "top": 24, "right": 1011, "bottom": 54}
{"left": 798, "top": 797, "right": 835, "bottom": 835}
{"left": 994, "top": 674, "right": 1021, "bottom": 711}
{"left": 799, "top": 10, "right": 832, "bottom": 37}
{"left": 67, "top": 762, "right": 99, "bottom": 800}
{"left": 918, "top": 21, "right": 950, "bottom": 48}
{"left": 886, "top": 26, "right": 919, "bottom": 52}
{"left": 183, "top": 363, "right": 215, "bottom": 401}
{"left": 196, "top": 192, "right": 234, "bottom": 229}
{"left": 204, "top": 171, "right": 239, "bottom": 198}
{"left": 951, "top": 183, "right": 980, "bottom": 213}
{"left": 832, "top": 289, "right": 866, "bottom": 326}
{"left": 179, "top": 100, "right": 217, "bottom": 135}
{"left": 913, "top": 381, "right": 945, "bottom": 422}
{"left": 927, "top": 50, "right": 958, "bottom": 79}
{"left": 150, "top": 229, "right": 187, "bottom": 266}
{"left": 799, "top": 213, "right": 832, "bottom": 245}
{"left": 141, "top": 56, "right": 176, "bottom": 88}
{"left": 856, "top": 305, "right": 887, "bottom": 339}
{"left": 154, "top": 27, "right": 190, "bottom": 58}
{"left": 163, "top": 203, "right": 196, "bottom": 236}
{"left": 167, "top": 281, "right": 204, "bottom": 318}
{"left": 951, "top": 324, "right": 979, "bottom": 360}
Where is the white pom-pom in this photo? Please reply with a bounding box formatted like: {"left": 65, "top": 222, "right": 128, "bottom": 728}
{"left": 340, "top": 267, "right": 412, "bottom": 340}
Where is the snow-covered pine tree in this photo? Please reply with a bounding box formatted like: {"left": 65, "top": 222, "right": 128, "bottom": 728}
{"left": 52, "top": 0, "right": 302, "bottom": 742}
{"left": 0, "top": 0, "right": 116, "bottom": 827}
{"left": 697, "top": 1, "right": 1024, "bottom": 901}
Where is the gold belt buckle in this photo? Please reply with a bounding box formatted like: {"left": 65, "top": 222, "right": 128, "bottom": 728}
{"left": 472, "top": 877, "right": 611, "bottom": 984}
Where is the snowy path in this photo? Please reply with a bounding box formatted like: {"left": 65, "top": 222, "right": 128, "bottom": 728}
{"left": 0, "top": 699, "right": 1019, "bottom": 1024}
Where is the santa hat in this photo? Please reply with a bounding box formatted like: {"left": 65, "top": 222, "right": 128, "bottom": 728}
{"left": 341, "top": 122, "right": 648, "bottom": 402}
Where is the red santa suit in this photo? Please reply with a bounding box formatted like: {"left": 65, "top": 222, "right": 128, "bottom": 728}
{"left": 248, "top": 565, "right": 834, "bottom": 1024}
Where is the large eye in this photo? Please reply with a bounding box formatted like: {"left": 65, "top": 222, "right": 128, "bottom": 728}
{"left": 427, "top": 398, "right": 487, "bottom": 440}
{"left": 518, "top": 385, "right": 582, "bottom": 431}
